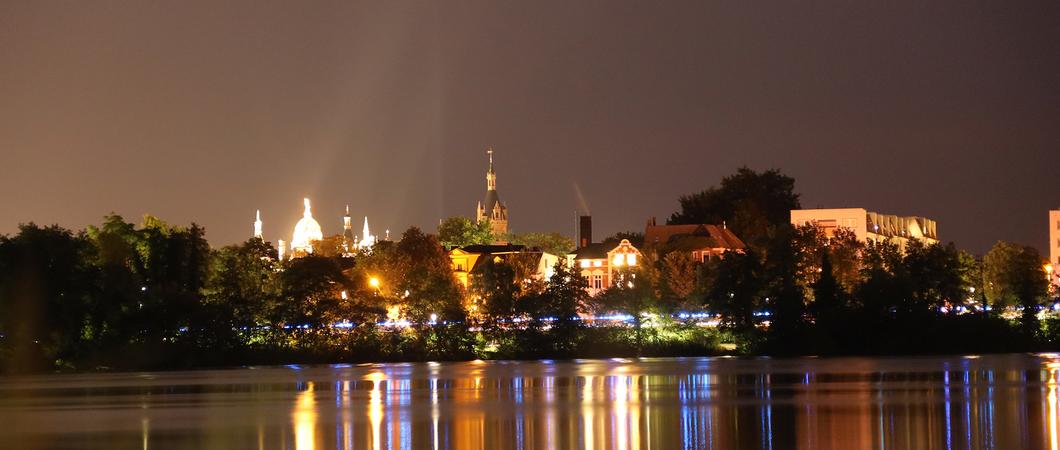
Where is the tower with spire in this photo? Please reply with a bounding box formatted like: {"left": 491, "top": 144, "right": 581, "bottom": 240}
{"left": 476, "top": 147, "right": 509, "bottom": 238}
{"left": 342, "top": 205, "right": 355, "bottom": 255}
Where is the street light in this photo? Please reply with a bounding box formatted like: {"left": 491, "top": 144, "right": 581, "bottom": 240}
{"left": 369, "top": 277, "right": 380, "bottom": 289}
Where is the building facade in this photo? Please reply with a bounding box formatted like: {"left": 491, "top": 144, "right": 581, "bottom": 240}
{"left": 476, "top": 147, "right": 509, "bottom": 238}
{"left": 573, "top": 239, "right": 642, "bottom": 297}
{"left": 449, "top": 244, "right": 560, "bottom": 289}
{"left": 1050, "top": 210, "right": 1060, "bottom": 288}
{"left": 790, "top": 208, "right": 938, "bottom": 249}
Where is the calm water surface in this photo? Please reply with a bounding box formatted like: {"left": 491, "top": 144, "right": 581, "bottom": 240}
{"left": 2, "top": 354, "right": 1060, "bottom": 449}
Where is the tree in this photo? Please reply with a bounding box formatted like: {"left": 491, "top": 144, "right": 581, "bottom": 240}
{"left": 595, "top": 266, "right": 658, "bottom": 354}
{"left": 205, "top": 238, "right": 281, "bottom": 328}
{"left": 517, "top": 262, "right": 589, "bottom": 355}
{"left": 278, "top": 256, "right": 350, "bottom": 326}
{"left": 983, "top": 241, "right": 1049, "bottom": 337}
{"left": 470, "top": 258, "right": 519, "bottom": 323}
{"left": 706, "top": 250, "right": 764, "bottom": 334}
{"left": 902, "top": 241, "right": 971, "bottom": 312}
{"left": 394, "top": 227, "right": 465, "bottom": 322}
{"left": 311, "top": 235, "right": 347, "bottom": 257}
{"left": 137, "top": 217, "right": 211, "bottom": 342}
{"left": 602, "top": 231, "right": 644, "bottom": 248}
{"left": 669, "top": 167, "right": 800, "bottom": 245}
{"left": 810, "top": 252, "right": 846, "bottom": 330}
{"left": 506, "top": 232, "right": 575, "bottom": 256}
{"left": 0, "top": 224, "right": 97, "bottom": 372}
{"left": 661, "top": 251, "right": 697, "bottom": 306}
{"left": 759, "top": 224, "right": 807, "bottom": 352}
{"left": 437, "top": 217, "right": 494, "bottom": 249}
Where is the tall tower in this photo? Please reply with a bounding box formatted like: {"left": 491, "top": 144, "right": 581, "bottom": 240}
{"left": 342, "top": 205, "right": 354, "bottom": 254}
{"left": 476, "top": 147, "right": 509, "bottom": 238}
{"left": 358, "top": 216, "right": 376, "bottom": 250}
{"left": 253, "top": 210, "right": 263, "bottom": 239}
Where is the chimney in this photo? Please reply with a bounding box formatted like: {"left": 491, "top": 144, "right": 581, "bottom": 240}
{"left": 647, "top": 216, "right": 656, "bottom": 227}
{"left": 578, "top": 215, "right": 593, "bottom": 249}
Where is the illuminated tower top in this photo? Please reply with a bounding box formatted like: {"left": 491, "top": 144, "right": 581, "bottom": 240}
{"left": 486, "top": 146, "right": 496, "bottom": 191}
{"left": 291, "top": 198, "right": 323, "bottom": 254}
{"left": 476, "top": 147, "right": 508, "bottom": 239}
{"left": 253, "top": 210, "right": 263, "bottom": 239}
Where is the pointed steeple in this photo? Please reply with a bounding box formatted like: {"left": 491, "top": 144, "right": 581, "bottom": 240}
{"left": 486, "top": 146, "right": 497, "bottom": 191}
{"left": 475, "top": 146, "right": 509, "bottom": 239}
{"left": 362, "top": 216, "right": 371, "bottom": 240}
{"left": 253, "top": 210, "right": 263, "bottom": 239}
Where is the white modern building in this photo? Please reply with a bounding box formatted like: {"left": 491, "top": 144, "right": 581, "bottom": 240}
{"left": 790, "top": 208, "right": 938, "bottom": 249}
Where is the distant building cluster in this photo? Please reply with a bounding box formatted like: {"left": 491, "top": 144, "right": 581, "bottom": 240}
{"left": 247, "top": 148, "right": 1059, "bottom": 297}
{"left": 253, "top": 198, "right": 387, "bottom": 260}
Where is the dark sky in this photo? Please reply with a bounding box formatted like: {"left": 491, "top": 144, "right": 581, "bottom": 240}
{"left": 2, "top": 1, "right": 1058, "bottom": 255}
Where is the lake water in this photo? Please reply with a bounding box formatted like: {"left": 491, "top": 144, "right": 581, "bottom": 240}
{"left": 2, "top": 354, "right": 1060, "bottom": 449}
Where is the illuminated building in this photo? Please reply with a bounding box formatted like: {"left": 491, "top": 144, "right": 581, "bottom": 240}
{"left": 573, "top": 239, "right": 641, "bottom": 296}
{"left": 290, "top": 198, "right": 324, "bottom": 257}
{"left": 790, "top": 208, "right": 938, "bottom": 250}
{"left": 643, "top": 217, "right": 745, "bottom": 262}
{"left": 475, "top": 147, "right": 509, "bottom": 239}
{"left": 449, "top": 244, "right": 560, "bottom": 289}
{"left": 1050, "top": 210, "right": 1060, "bottom": 288}
{"left": 257, "top": 199, "right": 385, "bottom": 260}
{"left": 572, "top": 216, "right": 641, "bottom": 296}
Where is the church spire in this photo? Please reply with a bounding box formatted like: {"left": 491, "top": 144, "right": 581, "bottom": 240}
{"left": 486, "top": 146, "right": 497, "bottom": 191}
{"left": 253, "top": 210, "right": 262, "bottom": 239}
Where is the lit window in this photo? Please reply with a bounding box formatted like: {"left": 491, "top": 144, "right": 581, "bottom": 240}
{"left": 626, "top": 253, "right": 637, "bottom": 266}
{"left": 593, "top": 275, "right": 603, "bottom": 289}
{"left": 580, "top": 260, "right": 590, "bottom": 268}
{"left": 613, "top": 254, "right": 624, "bottom": 266}
{"left": 593, "top": 260, "right": 602, "bottom": 267}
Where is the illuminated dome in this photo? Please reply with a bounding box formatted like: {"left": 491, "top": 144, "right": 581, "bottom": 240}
{"left": 291, "top": 198, "right": 323, "bottom": 254}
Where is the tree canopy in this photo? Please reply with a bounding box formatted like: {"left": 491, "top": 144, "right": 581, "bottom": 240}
{"left": 669, "top": 167, "right": 800, "bottom": 245}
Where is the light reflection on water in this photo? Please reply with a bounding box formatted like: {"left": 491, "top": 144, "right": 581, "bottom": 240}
{"left": 2, "top": 355, "right": 1060, "bottom": 449}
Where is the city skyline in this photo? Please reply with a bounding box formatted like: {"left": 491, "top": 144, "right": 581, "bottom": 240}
{"left": 1, "top": 1, "right": 1058, "bottom": 255}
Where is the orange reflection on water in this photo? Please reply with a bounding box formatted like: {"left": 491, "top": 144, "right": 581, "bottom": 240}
{"left": 293, "top": 382, "right": 317, "bottom": 450}
{"left": 367, "top": 372, "right": 384, "bottom": 450}
{"left": 1048, "top": 364, "right": 1059, "bottom": 450}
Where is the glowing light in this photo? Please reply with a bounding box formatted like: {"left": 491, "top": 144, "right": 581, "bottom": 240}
{"left": 291, "top": 198, "right": 324, "bottom": 255}
{"left": 593, "top": 260, "right": 603, "bottom": 267}
{"left": 369, "top": 277, "right": 380, "bottom": 289}
{"left": 429, "top": 313, "right": 438, "bottom": 323}
{"left": 386, "top": 305, "right": 401, "bottom": 322}
{"left": 580, "top": 260, "right": 590, "bottom": 268}
{"left": 626, "top": 253, "right": 637, "bottom": 266}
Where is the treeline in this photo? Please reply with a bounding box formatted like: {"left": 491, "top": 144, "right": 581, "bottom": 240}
{"left": 1, "top": 168, "right": 1055, "bottom": 373}
{"left": 0, "top": 215, "right": 717, "bottom": 373}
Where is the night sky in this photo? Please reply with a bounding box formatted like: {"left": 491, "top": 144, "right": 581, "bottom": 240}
{"left": 1, "top": 1, "right": 1057, "bottom": 255}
